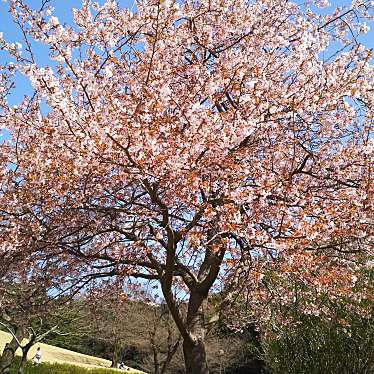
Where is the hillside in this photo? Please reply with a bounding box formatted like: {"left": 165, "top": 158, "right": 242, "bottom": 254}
{"left": 0, "top": 331, "right": 146, "bottom": 373}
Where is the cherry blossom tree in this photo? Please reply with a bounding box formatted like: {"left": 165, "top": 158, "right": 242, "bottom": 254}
{"left": 0, "top": 0, "right": 373, "bottom": 372}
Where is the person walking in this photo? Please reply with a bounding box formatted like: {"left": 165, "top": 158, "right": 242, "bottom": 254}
{"left": 33, "top": 347, "right": 42, "bottom": 365}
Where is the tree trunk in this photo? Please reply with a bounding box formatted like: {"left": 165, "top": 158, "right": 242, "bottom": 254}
{"left": 17, "top": 355, "right": 27, "bottom": 374}
{"left": 150, "top": 321, "right": 160, "bottom": 374}
{"left": 110, "top": 338, "right": 121, "bottom": 368}
{"left": 183, "top": 338, "right": 209, "bottom": 374}
{"left": 17, "top": 340, "right": 33, "bottom": 374}
{"left": 160, "top": 325, "right": 180, "bottom": 374}
{"left": 0, "top": 327, "right": 24, "bottom": 374}
{"left": 182, "top": 289, "right": 210, "bottom": 374}
{"left": 159, "top": 223, "right": 223, "bottom": 374}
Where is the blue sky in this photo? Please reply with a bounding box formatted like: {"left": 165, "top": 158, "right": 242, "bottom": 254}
{"left": 0, "top": 0, "right": 135, "bottom": 105}
{"left": 0, "top": 0, "right": 373, "bottom": 107}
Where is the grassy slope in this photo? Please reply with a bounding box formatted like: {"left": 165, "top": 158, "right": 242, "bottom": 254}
{"left": 0, "top": 331, "right": 146, "bottom": 373}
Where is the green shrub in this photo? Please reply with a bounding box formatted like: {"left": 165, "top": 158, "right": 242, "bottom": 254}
{"left": 4, "top": 357, "right": 121, "bottom": 374}
{"left": 263, "top": 313, "right": 374, "bottom": 374}
{"left": 259, "top": 263, "right": 374, "bottom": 374}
